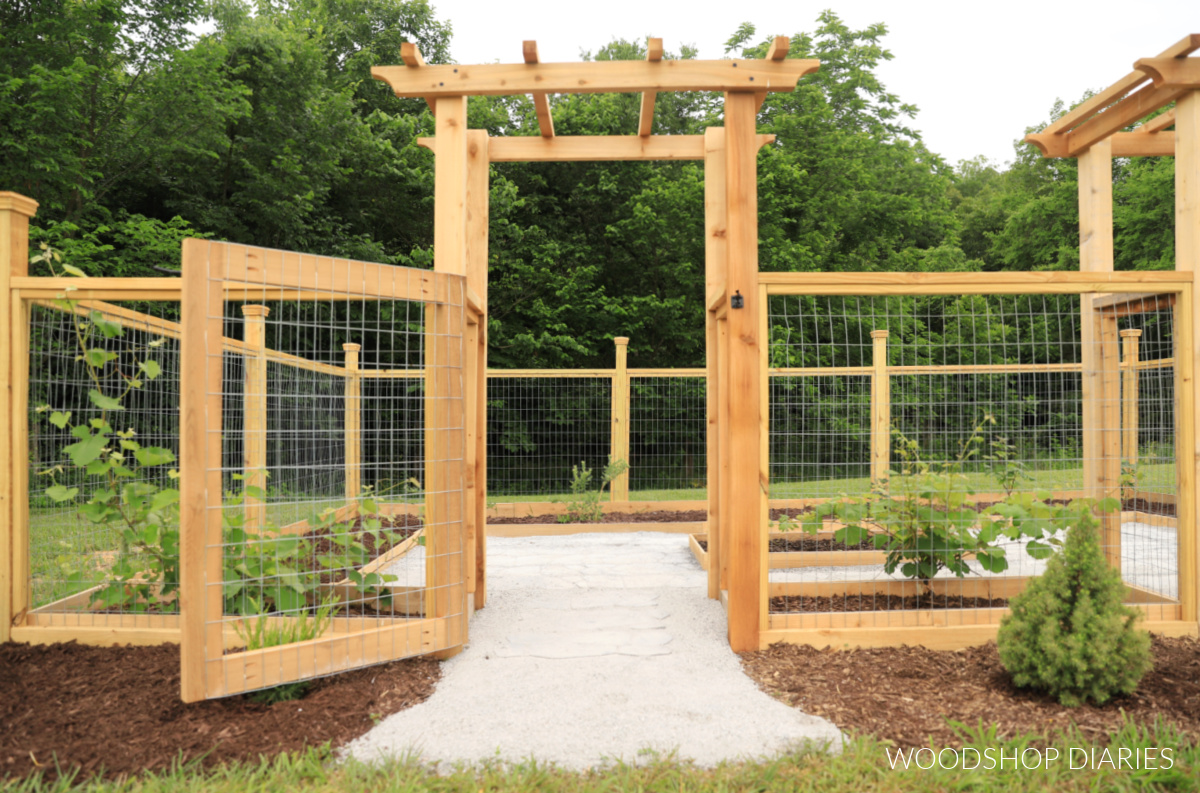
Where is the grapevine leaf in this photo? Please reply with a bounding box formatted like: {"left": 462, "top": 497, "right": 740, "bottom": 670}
{"left": 87, "top": 390, "right": 124, "bottom": 411}
{"left": 45, "top": 484, "right": 78, "bottom": 502}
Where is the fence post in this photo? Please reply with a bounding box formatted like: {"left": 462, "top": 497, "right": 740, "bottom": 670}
{"left": 343, "top": 343, "right": 362, "bottom": 502}
{"left": 1121, "top": 329, "right": 1141, "bottom": 467}
{"left": 240, "top": 305, "right": 269, "bottom": 532}
{"left": 1173, "top": 90, "right": 1199, "bottom": 627}
{"left": 610, "top": 336, "right": 630, "bottom": 502}
{"left": 0, "top": 191, "right": 37, "bottom": 643}
{"left": 869, "top": 330, "right": 891, "bottom": 485}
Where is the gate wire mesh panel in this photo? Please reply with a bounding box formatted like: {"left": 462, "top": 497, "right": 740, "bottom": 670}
{"left": 764, "top": 292, "right": 1179, "bottom": 628}
{"left": 485, "top": 375, "right": 611, "bottom": 498}
{"left": 1119, "top": 298, "right": 1178, "bottom": 604}
{"left": 26, "top": 299, "right": 183, "bottom": 623}
{"left": 186, "top": 243, "right": 465, "bottom": 700}
{"left": 628, "top": 375, "right": 707, "bottom": 500}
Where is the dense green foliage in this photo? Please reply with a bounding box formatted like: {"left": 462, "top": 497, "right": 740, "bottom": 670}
{"left": 3, "top": 1, "right": 1177, "bottom": 495}
{"left": 998, "top": 505, "right": 1153, "bottom": 706}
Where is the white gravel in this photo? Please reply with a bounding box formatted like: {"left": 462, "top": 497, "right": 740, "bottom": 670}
{"left": 344, "top": 532, "right": 842, "bottom": 770}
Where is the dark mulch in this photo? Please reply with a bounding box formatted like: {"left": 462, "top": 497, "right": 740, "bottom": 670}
{"left": 0, "top": 641, "right": 439, "bottom": 782}
{"left": 1122, "top": 496, "right": 1177, "bottom": 518}
{"left": 489, "top": 509, "right": 707, "bottom": 524}
{"left": 741, "top": 634, "right": 1200, "bottom": 748}
{"left": 769, "top": 593, "right": 1008, "bottom": 613}
{"left": 697, "top": 536, "right": 877, "bottom": 554}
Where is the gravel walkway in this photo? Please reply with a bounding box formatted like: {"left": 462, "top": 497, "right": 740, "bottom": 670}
{"left": 345, "top": 532, "right": 841, "bottom": 770}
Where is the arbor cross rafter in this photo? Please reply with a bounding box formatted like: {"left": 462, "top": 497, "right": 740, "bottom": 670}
{"left": 1024, "top": 33, "right": 1200, "bottom": 158}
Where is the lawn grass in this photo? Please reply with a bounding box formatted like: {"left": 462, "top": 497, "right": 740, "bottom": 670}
{"left": 7, "top": 720, "right": 1195, "bottom": 792}
{"left": 491, "top": 460, "right": 1179, "bottom": 504}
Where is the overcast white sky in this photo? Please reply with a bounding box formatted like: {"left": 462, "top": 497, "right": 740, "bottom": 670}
{"left": 429, "top": 0, "right": 1199, "bottom": 168}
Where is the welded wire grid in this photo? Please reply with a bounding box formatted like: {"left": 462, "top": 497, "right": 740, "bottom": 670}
{"left": 202, "top": 256, "right": 465, "bottom": 698}
{"left": 628, "top": 375, "right": 707, "bottom": 499}
{"left": 765, "top": 292, "right": 1179, "bottom": 622}
{"left": 26, "top": 300, "right": 183, "bottom": 617}
{"left": 485, "top": 375, "right": 611, "bottom": 498}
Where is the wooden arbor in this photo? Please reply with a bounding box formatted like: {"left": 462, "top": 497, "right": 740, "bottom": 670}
{"left": 1025, "top": 33, "right": 1200, "bottom": 630}
{"left": 372, "top": 40, "right": 818, "bottom": 651}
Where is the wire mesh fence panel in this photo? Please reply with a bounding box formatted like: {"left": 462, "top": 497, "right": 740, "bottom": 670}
{"left": 181, "top": 241, "right": 466, "bottom": 701}
{"left": 485, "top": 375, "right": 612, "bottom": 499}
{"left": 26, "top": 299, "right": 184, "bottom": 619}
{"left": 770, "top": 374, "right": 872, "bottom": 499}
{"left": 628, "top": 375, "right": 707, "bottom": 500}
{"left": 763, "top": 291, "right": 1181, "bottom": 630}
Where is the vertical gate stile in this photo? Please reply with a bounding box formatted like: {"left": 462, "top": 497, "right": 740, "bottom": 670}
{"left": 0, "top": 192, "right": 36, "bottom": 643}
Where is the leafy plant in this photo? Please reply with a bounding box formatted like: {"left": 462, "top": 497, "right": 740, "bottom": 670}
{"left": 35, "top": 245, "right": 181, "bottom": 611}
{"left": 997, "top": 500, "right": 1151, "bottom": 706}
{"left": 982, "top": 417, "right": 1032, "bottom": 497}
{"left": 1120, "top": 459, "right": 1143, "bottom": 503}
{"left": 235, "top": 593, "right": 338, "bottom": 703}
{"left": 804, "top": 421, "right": 1090, "bottom": 590}
{"left": 557, "top": 457, "right": 629, "bottom": 523}
{"left": 803, "top": 424, "right": 1010, "bottom": 585}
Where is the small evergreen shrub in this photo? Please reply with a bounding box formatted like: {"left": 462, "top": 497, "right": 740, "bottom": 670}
{"left": 997, "top": 501, "right": 1152, "bottom": 707}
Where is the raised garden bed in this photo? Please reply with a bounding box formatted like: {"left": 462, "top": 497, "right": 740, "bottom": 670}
{"left": 15, "top": 504, "right": 429, "bottom": 646}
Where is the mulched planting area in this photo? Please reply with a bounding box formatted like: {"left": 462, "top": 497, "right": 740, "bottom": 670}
{"left": 697, "top": 536, "right": 876, "bottom": 553}
{"left": 741, "top": 634, "right": 1200, "bottom": 748}
{"left": 489, "top": 509, "right": 708, "bottom": 524}
{"left": 769, "top": 593, "right": 1008, "bottom": 612}
{"left": 0, "top": 641, "right": 439, "bottom": 782}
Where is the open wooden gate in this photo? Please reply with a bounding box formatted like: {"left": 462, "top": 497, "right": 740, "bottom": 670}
{"left": 179, "top": 239, "right": 473, "bottom": 702}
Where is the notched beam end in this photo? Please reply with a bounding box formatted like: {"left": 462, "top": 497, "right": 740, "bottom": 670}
{"left": 1134, "top": 56, "right": 1200, "bottom": 88}
{"left": 1023, "top": 132, "right": 1069, "bottom": 158}
{"left": 523, "top": 40, "right": 539, "bottom": 64}
{"left": 647, "top": 37, "right": 664, "bottom": 62}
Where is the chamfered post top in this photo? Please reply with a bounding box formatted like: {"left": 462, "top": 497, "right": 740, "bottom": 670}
{"left": 870, "top": 330, "right": 890, "bottom": 339}
{"left": 614, "top": 336, "right": 630, "bottom": 346}
{"left": 240, "top": 304, "right": 271, "bottom": 318}
{"left": 0, "top": 191, "right": 39, "bottom": 217}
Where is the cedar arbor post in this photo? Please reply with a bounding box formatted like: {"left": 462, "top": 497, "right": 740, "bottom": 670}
{"left": 1025, "top": 34, "right": 1200, "bottom": 627}
{"left": 373, "top": 39, "right": 818, "bottom": 652}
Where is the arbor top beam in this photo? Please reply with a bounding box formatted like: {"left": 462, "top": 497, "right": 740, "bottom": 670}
{"left": 372, "top": 56, "right": 818, "bottom": 98}
{"left": 1024, "top": 33, "right": 1199, "bottom": 158}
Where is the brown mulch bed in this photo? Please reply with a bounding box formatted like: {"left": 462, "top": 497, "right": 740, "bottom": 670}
{"left": 769, "top": 593, "right": 1008, "bottom": 613}
{"left": 741, "top": 634, "right": 1200, "bottom": 748}
{"left": 697, "top": 536, "right": 877, "bottom": 554}
{"left": 489, "top": 509, "right": 708, "bottom": 524}
{"left": 0, "top": 642, "right": 439, "bottom": 782}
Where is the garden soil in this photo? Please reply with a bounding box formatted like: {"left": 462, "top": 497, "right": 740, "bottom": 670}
{"left": 741, "top": 635, "right": 1200, "bottom": 749}
{"left": 0, "top": 642, "right": 438, "bottom": 782}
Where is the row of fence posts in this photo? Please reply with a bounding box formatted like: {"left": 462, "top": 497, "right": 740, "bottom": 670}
{"left": 865, "top": 327, "right": 1146, "bottom": 485}
{"left": 234, "top": 323, "right": 1150, "bottom": 517}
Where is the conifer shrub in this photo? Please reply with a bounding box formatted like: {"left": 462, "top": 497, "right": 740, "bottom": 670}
{"left": 997, "top": 499, "right": 1152, "bottom": 707}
